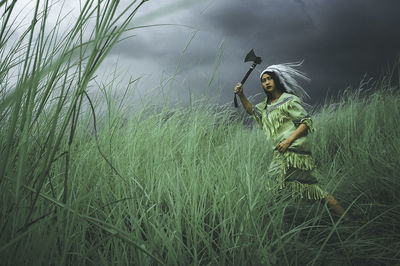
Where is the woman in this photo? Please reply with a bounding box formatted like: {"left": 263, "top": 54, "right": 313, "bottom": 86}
{"left": 234, "top": 62, "right": 349, "bottom": 219}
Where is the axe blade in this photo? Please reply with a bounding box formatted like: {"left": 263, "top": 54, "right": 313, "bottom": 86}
{"left": 244, "top": 49, "right": 262, "bottom": 64}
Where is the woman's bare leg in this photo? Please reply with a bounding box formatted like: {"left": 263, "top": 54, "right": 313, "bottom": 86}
{"left": 322, "top": 192, "right": 350, "bottom": 220}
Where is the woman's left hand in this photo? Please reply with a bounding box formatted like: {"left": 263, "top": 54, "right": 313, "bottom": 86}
{"left": 275, "top": 139, "right": 292, "bottom": 153}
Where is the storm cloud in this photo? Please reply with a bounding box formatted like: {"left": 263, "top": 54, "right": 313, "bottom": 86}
{"left": 11, "top": 0, "right": 400, "bottom": 109}
{"left": 107, "top": 0, "right": 400, "bottom": 109}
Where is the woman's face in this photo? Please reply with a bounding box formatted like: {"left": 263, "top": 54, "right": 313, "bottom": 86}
{"left": 261, "top": 73, "right": 276, "bottom": 94}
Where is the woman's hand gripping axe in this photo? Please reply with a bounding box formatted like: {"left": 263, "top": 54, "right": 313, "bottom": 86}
{"left": 234, "top": 49, "right": 262, "bottom": 108}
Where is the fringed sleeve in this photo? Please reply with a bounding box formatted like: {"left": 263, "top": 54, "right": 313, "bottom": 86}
{"left": 252, "top": 106, "right": 263, "bottom": 129}
{"left": 287, "top": 97, "right": 314, "bottom": 133}
{"left": 252, "top": 99, "right": 267, "bottom": 130}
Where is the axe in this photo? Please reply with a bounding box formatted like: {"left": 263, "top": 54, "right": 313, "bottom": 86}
{"left": 234, "top": 49, "right": 262, "bottom": 108}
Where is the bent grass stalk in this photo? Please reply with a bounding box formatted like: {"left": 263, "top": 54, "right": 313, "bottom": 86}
{"left": 0, "top": 0, "right": 162, "bottom": 264}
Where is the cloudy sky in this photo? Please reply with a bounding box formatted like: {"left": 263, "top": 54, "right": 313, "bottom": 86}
{"left": 11, "top": 0, "right": 400, "bottom": 109}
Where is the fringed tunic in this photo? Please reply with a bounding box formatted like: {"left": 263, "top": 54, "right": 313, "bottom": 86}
{"left": 252, "top": 92, "right": 326, "bottom": 200}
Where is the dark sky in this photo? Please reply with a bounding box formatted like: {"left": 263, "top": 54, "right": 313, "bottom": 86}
{"left": 108, "top": 0, "right": 400, "bottom": 109}
{"left": 13, "top": 0, "right": 399, "bottom": 109}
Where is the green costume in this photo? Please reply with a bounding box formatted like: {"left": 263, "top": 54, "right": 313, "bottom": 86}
{"left": 252, "top": 92, "right": 326, "bottom": 200}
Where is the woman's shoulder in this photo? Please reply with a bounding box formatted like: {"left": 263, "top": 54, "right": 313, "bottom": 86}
{"left": 254, "top": 93, "right": 302, "bottom": 111}
{"left": 270, "top": 93, "right": 300, "bottom": 107}
{"left": 254, "top": 97, "right": 268, "bottom": 111}
{"left": 281, "top": 92, "right": 301, "bottom": 102}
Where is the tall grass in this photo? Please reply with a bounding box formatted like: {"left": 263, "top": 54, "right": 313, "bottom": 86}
{"left": 0, "top": 0, "right": 163, "bottom": 264}
{"left": 2, "top": 67, "right": 400, "bottom": 264}
{"left": 1, "top": 0, "right": 400, "bottom": 265}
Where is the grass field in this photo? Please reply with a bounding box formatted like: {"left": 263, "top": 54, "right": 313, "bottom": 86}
{"left": 1, "top": 1, "right": 400, "bottom": 265}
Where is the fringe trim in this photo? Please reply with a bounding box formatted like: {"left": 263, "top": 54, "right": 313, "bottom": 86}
{"left": 300, "top": 117, "right": 314, "bottom": 133}
{"left": 252, "top": 111, "right": 263, "bottom": 129}
{"left": 267, "top": 100, "right": 297, "bottom": 135}
{"left": 254, "top": 100, "right": 268, "bottom": 130}
{"left": 280, "top": 181, "right": 325, "bottom": 200}
{"left": 279, "top": 151, "right": 315, "bottom": 175}
{"left": 265, "top": 179, "right": 326, "bottom": 200}
{"left": 256, "top": 95, "right": 314, "bottom": 135}
{"left": 273, "top": 151, "right": 319, "bottom": 200}
{"left": 285, "top": 97, "right": 314, "bottom": 133}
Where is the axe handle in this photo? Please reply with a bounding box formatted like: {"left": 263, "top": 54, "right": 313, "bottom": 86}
{"left": 240, "top": 62, "right": 257, "bottom": 85}
{"left": 234, "top": 62, "right": 257, "bottom": 108}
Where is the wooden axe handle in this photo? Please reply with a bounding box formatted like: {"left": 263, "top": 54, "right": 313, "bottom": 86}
{"left": 240, "top": 62, "right": 257, "bottom": 85}
{"left": 234, "top": 62, "right": 257, "bottom": 107}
